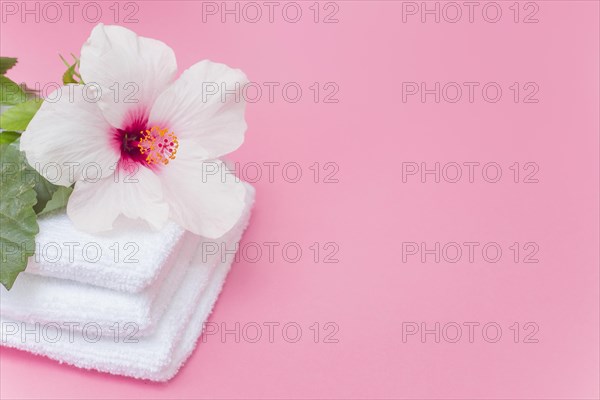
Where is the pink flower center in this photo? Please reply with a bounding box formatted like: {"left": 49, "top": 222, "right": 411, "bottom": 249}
{"left": 116, "top": 118, "right": 179, "bottom": 168}
{"left": 138, "top": 126, "right": 179, "bottom": 166}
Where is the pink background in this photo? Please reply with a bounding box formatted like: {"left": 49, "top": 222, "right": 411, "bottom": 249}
{"left": 1, "top": 1, "right": 599, "bottom": 398}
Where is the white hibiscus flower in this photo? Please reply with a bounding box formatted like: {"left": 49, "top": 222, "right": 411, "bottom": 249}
{"left": 21, "top": 24, "right": 249, "bottom": 238}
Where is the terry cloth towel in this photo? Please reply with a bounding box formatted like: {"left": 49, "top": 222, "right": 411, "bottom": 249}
{"left": 0, "top": 185, "right": 254, "bottom": 381}
{"left": 0, "top": 184, "right": 255, "bottom": 337}
{"left": 24, "top": 214, "right": 187, "bottom": 293}
{"left": 0, "top": 232, "right": 199, "bottom": 337}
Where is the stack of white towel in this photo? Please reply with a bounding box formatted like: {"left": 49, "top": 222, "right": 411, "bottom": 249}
{"left": 0, "top": 184, "right": 254, "bottom": 381}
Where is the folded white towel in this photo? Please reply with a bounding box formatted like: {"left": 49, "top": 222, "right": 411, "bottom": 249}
{"left": 1, "top": 184, "right": 254, "bottom": 337}
{"left": 0, "top": 186, "right": 254, "bottom": 381}
{"left": 25, "top": 214, "right": 186, "bottom": 293}
{"left": 0, "top": 232, "right": 199, "bottom": 336}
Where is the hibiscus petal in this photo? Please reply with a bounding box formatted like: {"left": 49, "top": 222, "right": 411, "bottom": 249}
{"left": 20, "top": 84, "right": 119, "bottom": 186}
{"left": 148, "top": 60, "right": 248, "bottom": 160}
{"left": 159, "top": 157, "right": 246, "bottom": 238}
{"left": 67, "top": 165, "right": 169, "bottom": 232}
{"left": 79, "top": 24, "right": 177, "bottom": 129}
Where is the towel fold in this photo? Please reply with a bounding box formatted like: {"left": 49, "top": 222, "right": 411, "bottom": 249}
{"left": 24, "top": 214, "right": 186, "bottom": 293}
{"left": 0, "top": 186, "right": 252, "bottom": 336}
{"left": 0, "top": 232, "right": 199, "bottom": 336}
{"left": 1, "top": 244, "right": 236, "bottom": 381}
{"left": 0, "top": 185, "right": 254, "bottom": 380}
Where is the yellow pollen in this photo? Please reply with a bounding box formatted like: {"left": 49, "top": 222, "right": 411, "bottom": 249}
{"left": 137, "top": 126, "right": 179, "bottom": 166}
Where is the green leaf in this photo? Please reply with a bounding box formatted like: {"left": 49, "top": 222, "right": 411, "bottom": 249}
{"left": 32, "top": 170, "right": 60, "bottom": 214}
{"left": 60, "top": 54, "right": 82, "bottom": 85}
{"left": 0, "top": 57, "right": 18, "bottom": 75}
{"left": 0, "top": 143, "right": 39, "bottom": 290}
{"left": 3, "top": 135, "right": 66, "bottom": 215}
{"left": 0, "top": 98, "right": 43, "bottom": 131}
{"left": 37, "top": 186, "right": 72, "bottom": 217}
{"left": 0, "top": 76, "right": 26, "bottom": 105}
{"left": 0, "top": 131, "right": 20, "bottom": 145}
{"left": 62, "top": 64, "right": 78, "bottom": 84}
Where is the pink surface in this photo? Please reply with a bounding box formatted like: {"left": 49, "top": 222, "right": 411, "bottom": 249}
{"left": 1, "top": 1, "right": 599, "bottom": 399}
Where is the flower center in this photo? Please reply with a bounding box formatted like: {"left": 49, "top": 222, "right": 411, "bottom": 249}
{"left": 136, "top": 126, "right": 179, "bottom": 166}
